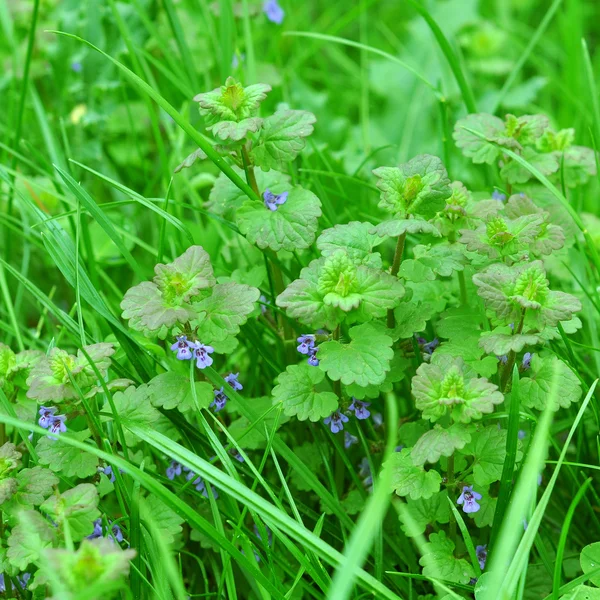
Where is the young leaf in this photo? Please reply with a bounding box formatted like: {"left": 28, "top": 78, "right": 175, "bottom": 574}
{"left": 317, "top": 221, "right": 383, "bottom": 267}
{"left": 318, "top": 323, "right": 394, "bottom": 387}
{"left": 250, "top": 109, "right": 316, "bottom": 171}
{"left": 453, "top": 113, "right": 512, "bottom": 164}
{"left": 272, "top": 364, "right": 338, "bottom": 422}
{"left": 479, "top": 326, "right": 541, "bottom": 355}
{"left": 373, "top": 154, "right": 451, "bottom": 219}
{"left": 384, "top": 448, "right": 442, "bottom": 500}
{"left": 370, "top": 218, "right": 441, "bottom": 239}
{"left": 411, "top": 424, "right": 472, "bottom": 466}
{"left": 6, "top": 467, "right": 59, "bottom": 509}
{"left": 419, "top": 530, "right": 476, "bottom": 584}
{"left": 236, "top": 186, "right": 322, "bottom": 251}
{"left": 174, "top": 147, "right": 208, "bottom": 173}
{"left": 41, "top": 483, "right": 100, "bottom": 542}
{"left": 210, "top": 116, "right": 263, "bottom": 141}
{"left": 500, "top": 147, "right": 559, "bottom": 184}
{"left": 520, "top": 354, "right": 582, "bottom": 411}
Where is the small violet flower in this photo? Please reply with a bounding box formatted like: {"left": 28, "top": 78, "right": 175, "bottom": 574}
{"left": 457, "top": 485, "right": 482, "bottom": 514}
{"left": 307, "top": 346, "right": 320, "bottom": 366}
{"left": 522, "top": 352, "right": 533, "bottom": 370}
{"left": 103, "top": 466, "right": 116, "bottom": 483}
{"left": 224, "top": 372, "right": 243, "bottom": 391}
{"left": 263, "top": 0, "right": 284, "bottom": 24}
{"left": 48, "top": 415, "right": 67, "bottom": 439}
{"left": 323, "top": 410, "right": 349, "bottom": 434}
{"left": 518, "top": 430, "right": 526, "bottom": 440}
{"left": 192, "top": 342, "right": 214, "bottom": 369}
{"left": 38, "top": 405, "right": 57, "bottom": 429}
{"left": 497, "top": 354, "right": 508, "bottom": 365}
{"left": 297, "top": 334, "right": 316, "bottom": 355}
{"left": 230, "top": 449, "right": 245, "bottom": 463}
{"left": 476, "top": 544, "right": 487, "bottom": 570}
{"left": 87, "top": 518, "right": 103, "bottom": 540}
{"left": 167, "top": 460, "right": 182, "bottom": 480}
{"left": 344, "top": 431, "right": 358, "bottom": 449}
{"left": 71, "top": 61, "right": 83, "bottom": 73}
{"left": 492, "top": 189, "right": 507, "bottom": 202}
{"left": 211, "top": 387, "right": 228, "bottom": 412}
{"left": 263, "top": 188, "right": 288, "bottom": 211}
{"left": 416, "top": 336, "right": 439, "bottom": 355}
{"left": 171, "top": 335, "right": 193, "bottom": 360}
{"left": 348, "top": 399, "right": 371, "bottom": 420}
{"left": 259, "top": 294, "right": 269, "bottom": 315}
{"left": 358, "top": 457, "right": 373, "bottom": 490}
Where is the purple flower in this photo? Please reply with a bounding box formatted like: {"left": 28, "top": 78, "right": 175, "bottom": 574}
{"left": 48, "top": 415, "right": 67, "bottom": 439}
{"left": 171, "top": 335, "right": 193, "bottom": 360}
{"left": 263, "top": 0, "right": 284, "bottom": 24}
{"left": 518, "top": 430, "right": 526, "bottom": 440}
{"left": 492, "top": 190, "right": 506, "bottom": 202}
{"left": 537, "top": 473, "right": 542, "bottom": 486}
{"left": 211, "top": 387, "right": 228, "bottom": 412}
{"left": 259, "top": 294, "right": 269, "bottom": 315}
{"left": 323, "top": 410, "right": 349, "bottom": 434}
{"left": 71, "top": 61, "right": 83, "bottom": 73}
{"left": 348, "top": 399, "right": 371, "bottom": 420}
{"left": 497, "top": 354, "right": 508, "bottom": 365}
{"left": 416, "top": 336, "right": 439, "bottom": 355}
{"left": 476, "top": 544, "right": 487, "bottom": 570}
{"left": 522, "top": 352, "right": 532, "bottom": 370}
{"left": 87, "top": 518, "right": 103, "bottom": 540}
{"left": 38, "top": 406, "right": 57, "bottom": 429}
{"left": 0, "top": 572, "right": 30, "bottom": 592}
{"left": 110, "top": 522, "right": 124, "bottom": 543}
{"left": 184, "top": 468, "right": 218, "bottom": 498}
{"left": 457, "top": 485, "right": 482, "bottom": 514}
{"left": 224, "top": 372, "right": 243, "bottom": 391}
{"left": 103, "top": 466, "right": 116, "bottom": 483}
{"left": 307, "top": 346, "right": 320, "bottom": 366}
{"left": 263, "top": 188, "right": 288, "bottom": 211}
{"left": 230, "top": 449, "right": 245, "bottom": 463}
{"left": 297, "top": 334, "right": 316, "bottom": 355}
{"left": 167, "top": 460, "right": 182, "bottom": 480}
{"left": 231, "top": 53, "right": 245, "bottom": 69}
{"left": 344, "top": 431, "right": 358, "bottom": 448}
{"left": 358, "top": 457, "right": 373, "bottom": 489}
{"left": 192, "top": 342, "right": 214, "bottom": 369}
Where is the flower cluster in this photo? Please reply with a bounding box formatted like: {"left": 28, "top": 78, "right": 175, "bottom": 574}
{"left": 38, "top": 406, "right": 67, "bottom": 438}
{"left": 323, "top": 399, "right": 371, "bottom": 434}
{"left": 88, "top": 518, "right": 124, "bottom": 543}
{"left": 297, "top": 334, "right": 320, "bottom": 366}
{"left": 210, "top": 372, "right": 243, "bottom": 413}
{"left": 170, "top": 335, "right": 214, "bottom": 369}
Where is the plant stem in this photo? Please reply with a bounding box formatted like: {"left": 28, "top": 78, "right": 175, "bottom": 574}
{"left": 447, "top": 454, "right": 457, "bottom": 544}
{"left": 241, "top": 145, "right": 259, "bottom": 196}
{"left": 457, "top": 270, "right": 468, "bottom": 305}
{"left": 501, "top": 309, "right": 526, "bottom": 392}
{"left": 333, "top": 326, "right": 342, "bottom": 399}
{"left": 387, "top": 232, "right": 407, "bottom": 329}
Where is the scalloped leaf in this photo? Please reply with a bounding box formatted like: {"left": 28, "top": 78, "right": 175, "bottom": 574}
{"left": 453, "top": 113, "right": 509, "bottom": 164}
{"left": 400, "top": 491, "right": 450, "bottom": 537}
{"left": 237, "top": 186, "right": 321, "bottom": 251}
{"left": 411, "top": 424, "right": 472, "bottom": 466}
{"left": 272, "top": 364, "right": 338, "bottom": 422}
{"left": 479, "top": 326, "right": 541, "bottom": 355}
{"left": 210, "top": 117, "right": 263, "bottom": 141}
{"left": 36, "top": 431, "right": 100, "bottom": 478}
{"left": 370, "top": 218, "right": 441, "bottom": 239}
{"left": 318, "top": 323, "right": 393, "bottom": 387}
{"left": 146, "top": 372, "right": 213, "bottom": 414}
{"left": 317, "top": 221, "right": 383, "bottom": 267}
{"left": 420, "top": 530, "right": 476, "bottom": 584}
{"left": 385, "top": 448, "right": 441, "bottom": 500}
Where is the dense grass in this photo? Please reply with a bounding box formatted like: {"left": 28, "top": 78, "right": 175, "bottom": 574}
{"left": 3, "top": 1, "right": 600, "bottom": 599}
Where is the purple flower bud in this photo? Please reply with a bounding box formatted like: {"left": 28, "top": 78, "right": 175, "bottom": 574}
{"left": 230, "top": 449, "right": 245, "bottom": 463}
{"left": 231, "top": 53, "right": 245, "bottom": 69}
{"left": 263, "top": 188, "right": 288, "bottom": 211}
{"left": 191, "top": 342, "right": 214, "bottom": 369}
{"left": 358, "top": 457, "right": 373, "bottom": 490}
{"left": 457, "top": 485, "right": 482, "bottom": 513}
{"left": 263, "top": 0, "right": 284, "bottom": 24}
{"left": 323, "top": 410, "right": 349, "bottom": 434}
{"left": 416, "top": 336, "right": 439, "bottom": 355}
{"left": 211, "top": 387, "right": 228, "bottom": 412}
{"left": 259, "top": 294, "right": 269, "bottom": 315}
{"left": 171, "top": 335, "right": 193, "bottom": 360}
{"left": 344, "top": 431, "right": 358, "bottom": 448}
{"left": 110, "top": 522, "right": 124, "bottom": 543}
{"left": 166, "top": 460, "right": 182, "bottom": 480}
{"left": 522, "top": 352, "right": 532, "bottom": 370}
{"left": 71, "top": 61, "right": 83, "bottom": 73}
{"left": 38, "top": 406, "right": 58, "bottom": 429}
{"left": 518, "top": 430, "right": 526, "bottom": 440}
{"left": 87, "top": 518, "right": 103, "bottom": 540}
{"left": 492, "top": 190, "right": 506, "bottom": 202}
{"left": 372, "top": 413, "right": 383, "bottom": 428}
{"left": 476, "top": 544, "right": 487, "bottom": 570}
{"left": 497, "top": 354, "right": 508, "bottom": 365}
{"left": 307, "top": 346, "right": 320, "bottom": 366}
{"left": 224, "top": 372, "right": 243, "bottom": 391}
{"left": 297, "top": 334, "right": 316, "bottom": 355}
{"left": 348, "top": 399, "right": 371, "bottom": 420}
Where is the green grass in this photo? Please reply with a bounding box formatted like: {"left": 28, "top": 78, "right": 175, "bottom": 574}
{"left": 3, "top": 0, "right": 600, "bottom": 599}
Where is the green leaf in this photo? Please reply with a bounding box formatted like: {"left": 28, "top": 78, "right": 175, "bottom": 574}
{"left": 580, "top": 543, "right": 600, "bottom": 587}
{"left": 520, "top": 354, "right": 582, "bottom": 411}
{"left": 272, "top": 364, "right": 338, "bottom": 422}
{"left": 392, "top": 300, "right": 435, "bottom": 340}
{"left": 341, "top": 489, "right": 365, "bottom": 515}
{"left": 146, "top": 372, "right": 213, "bottom": 414}
{"left": 561, "top": 146, "right": 597, "bottom": 188}
{"left": 290, "top": 442, "right": 326, "bottom": 492}
{"left": 460, "top": 425, "right": 521, "bottom": 486}
{"left": 411, "top": 424, "right": 472, "bottom": 466}
{"left": 37, "top": 431, "right": 99, "bottom": 478}
{"left": 453, "top": 113, "right": 511, "bottom": 164}
{"left": 385, "top": 448, "right": 442, "bottom": 500}
{"left": 26, "top": 344, "right": 115, "bottom": 402}
{"left": 420, "top": 530, "right": 476, "bottom": 584}
{"left": 210, "top": 116, "right": 263, "bottom": 141}
{"left": 318, "top": 323, "right": 394, "bottom": 387}
{"left": 6, "top": 467, "right": 59, "bottom": 509}
{"left": 479, "top": 326, "right": 541, "bottom": 355}
{"left": 0, "top": 344, "right": 17, "bottom": 387}
{"left": 0, "top": 478, "right": 16, "bottom": 504}
{"left": 370, "top": 218, "right": 441, "bottom": 239}
{"left": 194, "top": 77, "right": 271, "bottom": 125}
{"left": 560, "top": 585, "right": 600, "bottom": 600}
{"left": 192, "top": 282, "right": 260, "bottom": 343}
{"left": 7, "top": 510, "right": 56, "bottom": 570}
{"left": 399, "top": 243, "right": 465, "bottom": 283}
{"left": 0, "top": 442, "right": 21, "bottom": 479}
{"left": 500, "top": 147, "right": 559, "bottom": 184}
{"left": 121, "top": 246, "right": 215, "bottom": 338}
{"left": 343, "top": 353, "right": 409, "bottom": 399}
{"left": 504, "top": 113, "right": 549, "bottom": 144}
{"left": 250, "top": 109, "right": 316, "bottom": 170}
{"left": 141, "top": 495, "right": 184, "bottom": 544}
{"left": 400, "top": 491, "right": 450, "bottom": 537}
{"left": 373, "top": 154, "right": 451, "bottom": 219}
{"left": 208, "top": 167, "right": 290, "bottom": 219}
{"left": 317, "top": 221, "right": 383, "bottom": 267}
{"left": 412, "top": 354, "right": 504, "bottom": 423}
{"left": 41, "top": 483, "right": 100, "bottom": 542}
{"left": 473, "top": 493, "right": 497, "bottom": 528}
{"left": 237, "top": 185, "right": 322, "bottom": 251}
